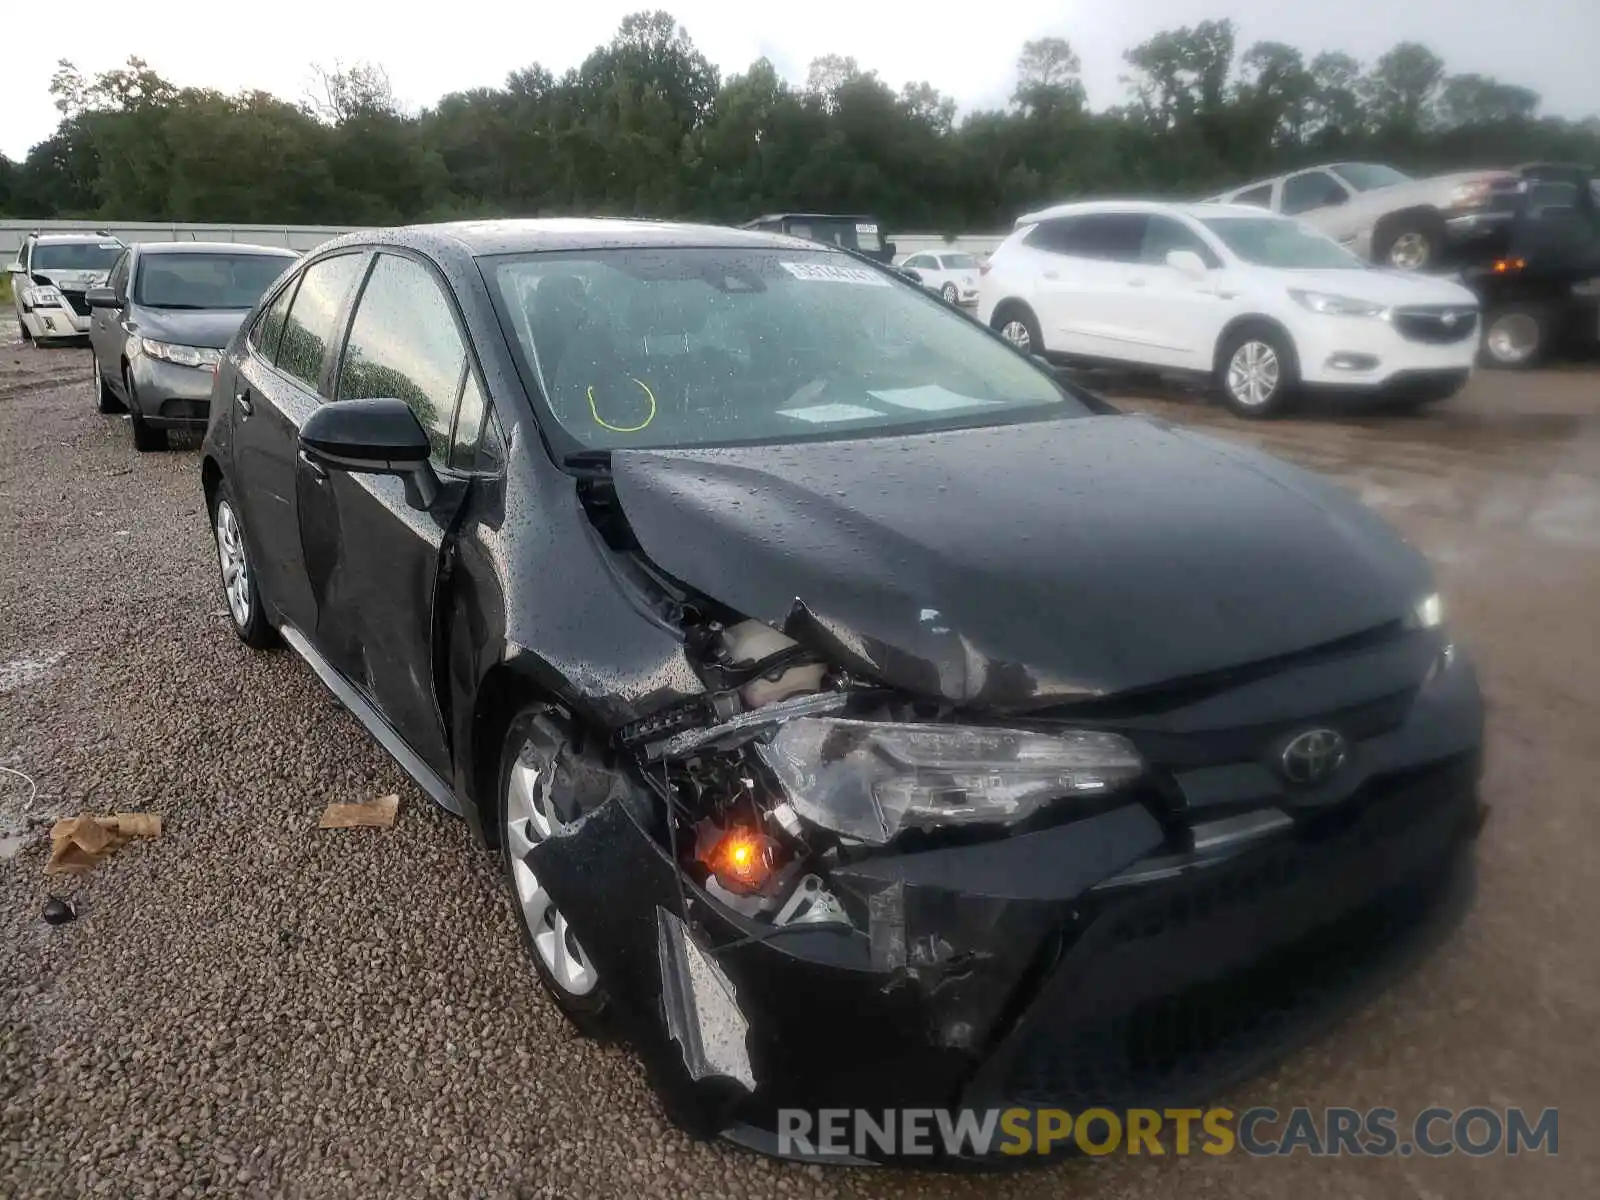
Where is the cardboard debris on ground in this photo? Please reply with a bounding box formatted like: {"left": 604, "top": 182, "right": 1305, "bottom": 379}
{"left": 46, "top": 812, "right": 163, "bottom": 875}
{"left": 318, "top": 794, "right": 399, "bottom": 830}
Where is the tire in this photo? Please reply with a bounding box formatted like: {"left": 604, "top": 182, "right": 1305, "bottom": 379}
{"left": 940, "top": 282, "right": 959, "bottom": 304}
{"left": 1373, "top": 213, "right": 1445, "bottom": 272}
{"left": 125, "top": 372, "right": 169, "bottom": 451}
{"left": 1479, "top": 305, "right": 1550, "bottom": 370}
{"left": 991, "top": 303, "right": 1043, "bottom": 356}
{"left": 500, "top": 708, "right": 614, "bottom": 1037}
{"left": 210, "top": 482, "right": 276, "bottom": 649}
{"left": 93, "top": 350, "right": 126, "bottom": 413}
{"left": 1215, "top": 323, "right": 1299, "bottom": 418}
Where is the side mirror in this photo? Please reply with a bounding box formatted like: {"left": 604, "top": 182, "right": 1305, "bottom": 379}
{"left": 299, "top": 397, "right": 440, "bottom": 510}
{"left": 86, "top": 287, "right": 120, "bottom": 309}
{"left": 884, "top": 241, "right": 898, "bottom": 259}
{"left": 1165, "top": 250, "right": 1209, "bottom": 276}
{"left": 6, "top": 261, "right": 23, "bottom": 275}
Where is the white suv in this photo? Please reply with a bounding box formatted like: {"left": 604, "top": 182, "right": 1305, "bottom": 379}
{"left": 978, "top": 200, "right": 1482, "bottom": 416}
{"left": 8, "top": 231, "right": 126, "bottom": 344}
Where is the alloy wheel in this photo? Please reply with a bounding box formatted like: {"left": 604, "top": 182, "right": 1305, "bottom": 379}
{"left": 941, "top": 283, "right": 958, "bottom": 303}
{"left": 1227, "top": 340, "right": 1281, "bottom": 409}
{"left": 1387, "top": 232, "right": 1431, "bottom": 270}
{"left": 214, "top": 500, "right": 252, "bottom": 629}
{"left": 1486, "top": 313, "right": 1539, "bottom": 365}
{"left": 1000, "top": 319, "right": 1031, "bottom": 352}
{"left": 506, "top": 738, "right": 599, "bottom": 997}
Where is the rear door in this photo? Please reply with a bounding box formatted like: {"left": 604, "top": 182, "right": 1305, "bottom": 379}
{"left": 1040, "top": 212, "right": 1153, "bottom": 362}
{"left": 230, "top": 250, "right": 369, "bottom": 637}
{"left": 295, "top": 249, "right": 481, "bottom": 777}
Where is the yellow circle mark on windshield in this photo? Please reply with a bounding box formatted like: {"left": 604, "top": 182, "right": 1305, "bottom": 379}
{"left": 586, "top": 377, "right": 657, "bottom": 433}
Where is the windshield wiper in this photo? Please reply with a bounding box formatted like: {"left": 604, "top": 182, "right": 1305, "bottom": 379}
{"left": 148, "top": 303, "right": 209, "bottom": 310}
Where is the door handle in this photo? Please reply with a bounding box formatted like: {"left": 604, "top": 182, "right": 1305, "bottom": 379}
{"left": 1127, "top": 278, "right": 1148, "bottom": 288}
{"left": 1041, "top": 270, "right": 1060, "bottom": 281}
{"left": 236, "top": 389, "right": 254, "bottom": 416}
{"left": 298, "top": 449, "right": 328, "bottom": 482}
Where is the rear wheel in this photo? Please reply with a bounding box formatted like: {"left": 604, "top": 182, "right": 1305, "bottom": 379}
{"left": 210, "top": 483, "right": 275, "bottom": 649}
{"left": 1479, "top": 304, "right": 1550, "bottom": 369}
{"left": 992, "top": 304, "right": 1043, "bottom": 356}
{"left": 1216, "top": 324, "right": 1299, "bottom": 418}
{"left": 940, "top": 282, "right": 959, "bottom": 304}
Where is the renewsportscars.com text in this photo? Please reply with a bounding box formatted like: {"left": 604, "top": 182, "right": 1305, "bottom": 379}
{"left": 776, "top": 1105, "right": 1560, "bottom": 1159}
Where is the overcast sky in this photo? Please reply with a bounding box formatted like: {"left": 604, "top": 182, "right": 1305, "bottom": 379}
{"left": 6, "top": 0, "right": 1597, "bottom": 160}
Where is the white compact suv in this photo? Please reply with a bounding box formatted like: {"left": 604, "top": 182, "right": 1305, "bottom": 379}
{"left": 979, "top": 200, "right": 1482, "bottom": 417}
{"left": 898, "top": 250, "right": 982, "bottom": 305}
{"left": 8, "top": 231, "right": 126, "bottom": 344}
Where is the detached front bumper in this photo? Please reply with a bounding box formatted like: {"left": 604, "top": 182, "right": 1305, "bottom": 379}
{"left": 128, "top": 356, "right": 217, "bottom": 428}
{"left": 533, "top": 651, "right": 1486, "bottom": 1165}
{"left": 19, "top": 304, "right": 91, "bottom": 341}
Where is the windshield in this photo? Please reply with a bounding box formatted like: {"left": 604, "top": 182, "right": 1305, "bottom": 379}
{"left": 487, "top": 247, "right": 1083, "bottom": 453}
{"left": 1201, "top": 217, "right": 1369, "bottom": 270}
{"left": 785, "top": 220, "right": 885, "bottom": 254}
{"left": 31, "top": 241, "right": 122, "bottom": 272}
{"left": 134, "top": 252, "right": 294, "bottom": 309}
{"left": 1330, "top": 163, "right": 1411, "bottom": 192}
{"left": 942, "top": 253, "right": 978, "bottom": 269}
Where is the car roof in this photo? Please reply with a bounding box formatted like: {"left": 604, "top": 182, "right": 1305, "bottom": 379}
{"left": 1015, "top": 199, "right": 1282, "bottom": 226}
{"left": 320, "top": 217, "right": 832, "bottom": 258}
{"left": 744, "top": 213, "right": 880, "bottom": 224}
{"left": 32, "top": 232, "right": 123, "bottom": 244}
{"left": 136, "top": 241, "right": 297, "bottom": 256}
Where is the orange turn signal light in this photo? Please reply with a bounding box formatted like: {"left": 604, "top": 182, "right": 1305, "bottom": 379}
{"left": 707, "top": 827, "right": 778, "bottom": 895}
{"left": 1493, "top": 257, "right": 1526, "bottom": 274}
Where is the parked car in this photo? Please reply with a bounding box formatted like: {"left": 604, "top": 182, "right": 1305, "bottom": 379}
{"left": 1207, "top": 162, "right": 1523, "bottom": 271}
{"left": 7, "top": 231, "right": 126, "bottom": 344}
{"left": 1464, "top": 167, "right": 1600, "bottom": 368}
{"left": 979, "top": 200, "right": 1481, "bottom": 417}
{"left": 86, "top": 242, "right": 298, "bottom": 450}
{"left": 201, "top": 218, "right": 1483, "bottom": 1163}
{"left": 739, "top": 213, "right": 896, "bottom": 263}
{"left": 897, "top": 249, "right": 981, "bottom": 305}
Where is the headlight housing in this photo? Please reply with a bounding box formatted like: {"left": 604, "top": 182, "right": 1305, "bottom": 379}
{"left": 135, "top": 339, "right": 222, "bottom": 370}
{"left": 1408, "top": 591, "right": 1445, "bottom": 630}
{"left": 1447, "top": 178, "right": 1498, "bottom": 209}
{"left": 755, "top": 718, "right": 1145, "bottom": 845}
{"left": 1288, "top": 289, "right": 1388, "bottom": 318}
{"left": 22, "top": 286, "right": 65, "bottom": 308}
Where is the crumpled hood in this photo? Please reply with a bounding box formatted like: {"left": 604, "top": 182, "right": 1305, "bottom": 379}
{"left": 33, "top": 268, "right": 109, "bottom": 291}
{"left": 131, "top": 307, "right": 252, "bottom": 349}
{"left": 608, "top": 415, "right": 1432, "bottom": 708}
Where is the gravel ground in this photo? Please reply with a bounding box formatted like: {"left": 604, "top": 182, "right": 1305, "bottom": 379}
{"left": 2, "top": 329, "right": 1596, "bottom": 1198}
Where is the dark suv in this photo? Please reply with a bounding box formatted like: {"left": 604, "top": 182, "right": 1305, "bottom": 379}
{"left": 739, "top": 213, "right": 896, "bottom": 263}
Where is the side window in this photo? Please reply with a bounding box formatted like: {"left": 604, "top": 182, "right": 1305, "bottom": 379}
{"left": 337, "top": 253, "right": 467, "bottom": 463}
{"left": 1069, "top": 213, "right": 1150, "bottom": 262}
{"left": 1233, "top": 183, "right": 1275, "bottom": 209}
{"left": 1281, "top": 171, "right": 1349, "bottom": 216}
{"left": 277, "top": 253, "right": 365, "bottom": 390}
{"left": 450, "top": 370, "right": 488, "bottom": 473}
{"left": 108, "top": 251, "right": 131, "bottom": 298}
{"left": 249, "top": 278, "right": 299, "bottom": 363}
{"left": 1140, "top": 216, "right": 1221, "bottom": 267}
{"left": 1023, "top": 217, "right": 1079, "bottom": 254}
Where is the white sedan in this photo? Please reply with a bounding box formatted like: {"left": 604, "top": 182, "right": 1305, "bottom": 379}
{"left": 897, "top": 250, "right": 981, "bottom": 306}
{"left": 978, "top": 199, "right": 1481, "bottom": 417}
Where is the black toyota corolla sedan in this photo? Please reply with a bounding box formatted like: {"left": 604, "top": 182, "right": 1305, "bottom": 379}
{"left": 200, "top": 219, "right": 1485, "bottom": 1164}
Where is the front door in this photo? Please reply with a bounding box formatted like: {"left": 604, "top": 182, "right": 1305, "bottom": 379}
{"left": 89, "top": 249, "right": 131, "bottom": 389}
{"left": 295, "top": 250, "right": 477, "bottom": 778}
{"left": 230, "top": 250, "right": 369, "bottom": 637}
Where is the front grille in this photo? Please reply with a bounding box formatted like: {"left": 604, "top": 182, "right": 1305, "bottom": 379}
{"left": 60, "top": 290, "right": 91, "bottom": 318}
{"left": 984, "top": 756, "right": 1478, "bottom": 1110}
{"left": 1392, "top": 306, "right": 1478, "bottom": 344}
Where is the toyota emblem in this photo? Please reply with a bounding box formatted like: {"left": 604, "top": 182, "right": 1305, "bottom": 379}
{"left": 1280, "top": 728, "right": 1348, "bottom": 785}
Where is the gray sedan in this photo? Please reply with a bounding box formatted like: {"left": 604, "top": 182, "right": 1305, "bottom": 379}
{"left": 88, "top": 242, "right": 298, "bottom": 451}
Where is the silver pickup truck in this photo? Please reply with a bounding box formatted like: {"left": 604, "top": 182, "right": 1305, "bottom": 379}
{"left": 1208, "top": 162, "right": 1522, "bottom": 272}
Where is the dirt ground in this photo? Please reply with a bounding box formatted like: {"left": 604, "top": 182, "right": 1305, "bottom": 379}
{"left": 2, "top": 328, "right": 1596, "bottom": 1198}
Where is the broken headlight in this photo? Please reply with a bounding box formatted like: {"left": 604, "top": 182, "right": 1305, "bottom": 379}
{"left": 755, "top": 718, "right": 1144, "bottom": 845}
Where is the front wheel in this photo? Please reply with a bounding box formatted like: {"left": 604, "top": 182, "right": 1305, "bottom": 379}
{"left": 1374, "top": 215, "right": 1444, "bottom": 272}
{"left": 1216, "top": 325, "right": 1299, "bottom": 418}
{"left": 991, "top": 305, "right": 1043, "bottom": 356}
{"left": 500, "top": 710, "right": 613, "bottom": 1036}
{"left": 1479, "top": 305, "right": 1550, "bottom": 369}
{"left": 940, "top": 282, "right": 959, "bottom": 304}
{"left": 125, "top": 374, "right": 168, "bottom": 451}
{"left": 93, "top": 351, "right": 125, "bottom": 413}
